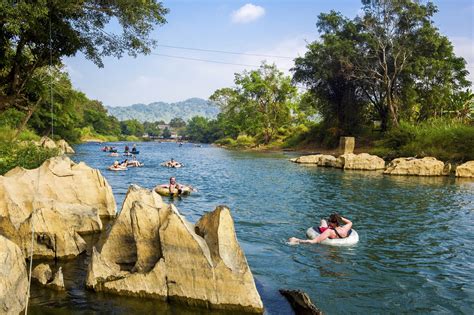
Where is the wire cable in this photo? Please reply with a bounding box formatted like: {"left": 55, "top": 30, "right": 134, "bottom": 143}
{"left": 156, "top": 44, "right": 294, "bottom": 59}
{"left": 149, "top": 52, "right": 291, "bottom": 71}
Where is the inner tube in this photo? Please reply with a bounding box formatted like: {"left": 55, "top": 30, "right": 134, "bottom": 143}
{"left": 127, "top": 162, "right": 143, "bottom": 167}
{"left": 160, "top": 162, "right": 183, "bottom": 168}
{"left": 131, "top": 150, "right": 139, "bottom": 154}
{"left": 154, "top": 184, "right": 192, "bottom": 197}
{"left": 306, "top": 227, "right": 359, "bottom": 246}
{"left": 108, "top": 166, "right": 127, "bottom": 171}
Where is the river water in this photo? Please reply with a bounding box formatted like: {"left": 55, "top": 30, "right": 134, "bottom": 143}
{"left": 29, "top": 142, "right": 474, "bottom": 314}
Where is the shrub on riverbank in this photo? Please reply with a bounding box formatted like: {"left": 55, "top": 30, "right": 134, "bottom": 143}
{"left": 0, "top": 127, "right": 59, "bottom": 175}
{"left": 370, "top": 120, "right": 474, "bottom": 162}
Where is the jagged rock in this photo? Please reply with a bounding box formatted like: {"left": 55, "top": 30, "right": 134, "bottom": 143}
{"left": 47, "top": 267, "right": 66, "bottom": 291}
{"left": 32, "top": 263, "right": 53, "bottom": 285}
{"left": 279, "top": 289, "right": 323, "bottom": 315}
{"left": 337, "top": 153, "right": 385, "bottom": 170}
{"left": 56, "top": 139, "right": 75, "bottom": 154}
{"left": 0, "top": 156, "right": 115, "bottom": 259}
{"left": 0, "top": 235, "right": 28, "bottom": 314}
{"left": 455, "top": 161, "right": 474, "bottom": 178}
{"left": 384, "top": 157, "right": 450, "bottom": 176}
{"left": 39, "top": 136, "right": 58, "bottom": 150}
{"left": 87, "top": 185, "right": 263, "bottom": 313}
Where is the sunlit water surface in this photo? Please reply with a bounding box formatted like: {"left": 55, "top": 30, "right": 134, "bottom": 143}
{"left": 29, "top": 142, "right": 474, "bottom": 314}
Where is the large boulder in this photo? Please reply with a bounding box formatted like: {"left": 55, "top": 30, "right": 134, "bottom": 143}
{"left": 32, "top": 263, "right": 53, "bottom": 285}
{"left": 293, "top": 154, "right": 337, "bottom": 167}
{"left": 384, "top": 157, "right": 450, "bottom": 176}
{"left": 56, "top": 139, "right": 75, "bottom": 154}
{"left": 39, "top": 136, "right": 57, "bottom": 150}
{"left": 455, "top": 161, "right": 474, "bottom": 178}
{"left": 0, "top": 235, "right": 28, "bottom": 314}
{"left": 0, "top": 156, "right": 115, "bottom": 259}
{"left": 87, "top": 185, "right": 263, "bottom": 313}
{"left": 337, "top": 153, "right": 385, "bottom": 170}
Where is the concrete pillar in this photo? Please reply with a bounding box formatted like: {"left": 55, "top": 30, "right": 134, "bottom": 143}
{"left": 339, "top": 137, "right": 355, "bottom": 155}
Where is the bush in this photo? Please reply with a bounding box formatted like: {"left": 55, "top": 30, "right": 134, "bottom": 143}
{"left": 0, "top": 139, "right": 59, "bottom": 175}
{"left": 214, "top": 137, "right": 236, "bottom": 146}
{"left": 370, "top": 119, "right": 474, "bottom": 162}
{"left": 235, "top": 135, "right": 256, "bottom": 147}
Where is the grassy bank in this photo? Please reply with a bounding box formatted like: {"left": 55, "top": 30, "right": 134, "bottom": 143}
{"left": 214, "top": 120, "right": 474, "bottom": 163}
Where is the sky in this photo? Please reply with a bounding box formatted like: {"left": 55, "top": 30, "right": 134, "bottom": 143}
{"left": 63, "top": 0, "right": 474, "bottom": 107}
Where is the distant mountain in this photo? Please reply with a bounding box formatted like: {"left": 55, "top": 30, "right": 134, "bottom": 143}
{"left": 106, "top": 98, "right": 219, "bottom": 123}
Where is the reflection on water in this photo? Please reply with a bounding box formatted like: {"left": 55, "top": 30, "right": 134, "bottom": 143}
{"left": 28, "top": 142, "right": 474, "bottom": 314}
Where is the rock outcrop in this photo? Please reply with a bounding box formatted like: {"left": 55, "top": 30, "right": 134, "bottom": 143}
{"left": 0, "top": 156, "right": 115, "bottom": 259}
{"left": 39, "top": 136, "right": 57, "bottom": 150}
{"left": 292, "top": 154, "right": 338, "bottom": 167}
{"left": 279, "top": 289, "right": 323, "bottom": 315}
{"left": 32, "top": 263, "right": 53, "bottom": 285}
{"left": 292, "top": 153, "right": 385, "bottom": 170}
{"left": 455, "top": 161, "right": 474, "bottom": 178}
{"left": 56, "top": 139, "right": 75, "bottom": 154}
{"left": 87, "top": 185, "right": 263, "bottom": 313}
{"left": 337, "top": 153, "right": 385, "bottom": 170}
{"left": 384, "top": 157, "right": 450, "bottom": 176}
{"left": 47, "top": 267, "right": 66, "bottom": 291}
{"left": 0, "top": 235, "right": 28, "bottom": 314}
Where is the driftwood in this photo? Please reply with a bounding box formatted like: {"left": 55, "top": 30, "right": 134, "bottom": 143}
{"left": 279, "top": 289, "right": 323, "bottom": 315}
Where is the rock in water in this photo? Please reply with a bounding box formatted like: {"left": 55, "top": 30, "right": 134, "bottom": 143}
{"left": 47, "top": 267, "right": 66, "bottom": 291}
{"left": 384, "top": 157, "right": 450, "bottom": 176}
{"left": 279, "top": 289, "right": 323, "bottom": 315}
{"left": 0, "top": 235, "right": 28, "bottom": 314}
{"left": 0, "top": 156, "right": 116, "bottom": 259}
{"left": 337, "top": 153, "right": 385, "bottom": 170}
{"left": 87, "top": 185, "right": 263, "bottom": 313}
{"left": 455, "top": 161, "right": 474, "bottom": 178}
{"left": 32, "top": 263, "right": 53, "bottom": 285}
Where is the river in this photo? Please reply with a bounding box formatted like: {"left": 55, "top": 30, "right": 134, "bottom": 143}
{"left": 28, "top": 142, "right": 474, "bottom": 314}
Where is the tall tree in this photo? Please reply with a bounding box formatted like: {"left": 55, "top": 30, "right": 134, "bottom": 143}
{"left": 0, "top": 0, "right": 168, "bottom": 112}
{"left": 212, "top": 63, "right": 296, "bottom": 144}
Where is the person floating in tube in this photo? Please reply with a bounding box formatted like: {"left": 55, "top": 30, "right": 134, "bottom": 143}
{"left": 288, "top": 213, "right": 352, "bottom": 244}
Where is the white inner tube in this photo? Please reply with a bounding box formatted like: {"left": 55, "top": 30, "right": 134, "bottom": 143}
{"left": 306, "top": 227, "right": 359, "bottom": 246}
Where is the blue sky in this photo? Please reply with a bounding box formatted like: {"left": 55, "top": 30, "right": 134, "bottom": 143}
{"left": 64, "top": 1, "right": 474, "bottom": 107}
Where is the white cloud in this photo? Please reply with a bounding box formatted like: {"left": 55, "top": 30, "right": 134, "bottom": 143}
{"left": 451, "top": 36, "right": 474, "bottom": 84}
{"left": 231, "top": 4, "right": 265, "bottom": 24}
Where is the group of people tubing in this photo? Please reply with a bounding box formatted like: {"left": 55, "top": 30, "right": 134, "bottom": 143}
{"left": 105, "top": 144, "right": 354, "bottom": 245}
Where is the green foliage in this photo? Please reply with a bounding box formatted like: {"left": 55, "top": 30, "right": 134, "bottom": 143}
{"left": 0, "top": 127, "right": 58, "bottom": 175}
{"left": 0, "top": 108, "right": 25, "bottom": 127}
{"left": 162, "top": 127, "right": 172, "bottom": 139}
{"left": 169, "top": 117, "right": 186, "bottom": 128}
{"left": 293, "top": 0, "right": 470, "bottom": 133}
{"left": 210, "top": 63, "right": 297, "bottom": 145}
{"left": 371, "top": 120, "right": 474, "bottom": 161}
{"left": 235, "top": 135, "right": 256, "bottom": 147}
{"left": 120, "top": 119, "right": 145, "bottom": 137}
{"left": 214, "top": 137, "right": 237, "bottom": 146}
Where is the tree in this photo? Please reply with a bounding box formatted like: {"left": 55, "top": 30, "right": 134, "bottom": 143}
{"left": 169, "top": 117, "right": 186, "bottom": 128}
{"left": 0, "top": 0, "right": 168, "bottom": 114}
{"left": 162, "top": 127, "right": 171, "bottom": 139}
{"left": 211, "top": 63, "right": 297, "bottom": 144}
{"left": 120, "top": 119, "right": 144, "bottom": 137}
{"left": 294, "top": 0, "right": 470, "bottom": 132}
{"left": 293, "top": 11, "right": 366, "bottom": 136}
